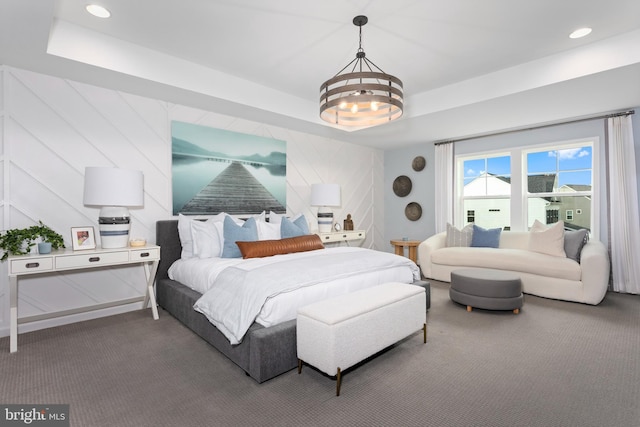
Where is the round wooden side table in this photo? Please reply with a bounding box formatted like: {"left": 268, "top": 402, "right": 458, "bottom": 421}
{"left": 390, "top": 239, "right": 421, "bottom": 263}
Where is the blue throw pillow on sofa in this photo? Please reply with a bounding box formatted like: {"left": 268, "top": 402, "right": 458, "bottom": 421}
{"left": 470, "top": 224, "right": 501, "bottom": 248}
{"left": 221, "top": 216, "right": 258, "bottom": 258}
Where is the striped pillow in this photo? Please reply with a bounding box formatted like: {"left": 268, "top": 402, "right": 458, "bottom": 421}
{"left": 446, "top": 223, "right": 474, "bottom": 247}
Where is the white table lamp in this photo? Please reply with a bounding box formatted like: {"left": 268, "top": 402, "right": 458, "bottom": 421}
{"left": 311, "top": 183, "right": 341, "bottom": 233}
{"left": 83, "top": 167, "right": 144, "bottom": 248}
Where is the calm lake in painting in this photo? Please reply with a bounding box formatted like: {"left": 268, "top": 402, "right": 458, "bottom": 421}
{"left": 171, "top": 121, "right": 286, "bottom": 215}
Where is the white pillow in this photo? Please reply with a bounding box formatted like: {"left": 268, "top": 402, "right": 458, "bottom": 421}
{"left": 183, "top": 212, "right": 228, "bottom": 259}
{"left": 269, "top": 210, "right": 285, "bottom": 224}
{"left": 257, "top": 221, "right": 281, "bottom": 240}
{"left": 177, "top": 214, "right": 195, "bottom": 259}
{"left": 252, "top": 211, "right": 266, "bottom": 222}
{"left": 529, "top": 220, "right": 566, "bottom": 257}
{"left": 191, "top": 219, "right": 224, "bottom": 258}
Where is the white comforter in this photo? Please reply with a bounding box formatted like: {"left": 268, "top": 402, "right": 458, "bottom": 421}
{"left": 169, "top": 247, "right": 420, "bottom": 344}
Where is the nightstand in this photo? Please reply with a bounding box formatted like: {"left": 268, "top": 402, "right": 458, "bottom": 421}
{"left": 317, "top": 230, "right": 366, "bottom": 245}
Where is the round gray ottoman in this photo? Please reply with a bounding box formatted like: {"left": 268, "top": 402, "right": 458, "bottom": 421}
{"left": 450, "top": 269, "right": 523, "bottom": 314}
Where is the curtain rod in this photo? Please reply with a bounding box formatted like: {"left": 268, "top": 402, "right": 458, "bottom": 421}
{"left": 434, "top": 109, "right": 635, "bottom": 146}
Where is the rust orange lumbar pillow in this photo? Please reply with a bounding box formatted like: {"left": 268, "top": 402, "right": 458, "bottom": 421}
{"left": 236, "top": 234, "right": 325, "bottom": 259}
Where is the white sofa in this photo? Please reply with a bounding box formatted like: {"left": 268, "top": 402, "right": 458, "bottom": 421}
{"left": 418, "top": 231, "right": 610, "bottom": 305}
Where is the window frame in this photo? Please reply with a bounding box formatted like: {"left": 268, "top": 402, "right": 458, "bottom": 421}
{"left": 455, "top": 138, "right": 599, "bottom": 238}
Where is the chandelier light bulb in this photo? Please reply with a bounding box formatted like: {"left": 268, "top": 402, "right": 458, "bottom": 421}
{"left": 351, "top": 104, "right": 359, "bottom": 114}
{"left": 371, "top": 102, "right": 379, "bottom": 111}
{"left": 339, "top": 100, "right": 348, "bottom": 109}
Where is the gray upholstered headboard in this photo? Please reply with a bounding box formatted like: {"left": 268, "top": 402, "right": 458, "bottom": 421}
{"left": 155, "top": 220, "right": 182, "bottom": 281}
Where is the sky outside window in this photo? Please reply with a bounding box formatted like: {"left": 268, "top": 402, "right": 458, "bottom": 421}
{"left": 527, "top": 146, "right": 592, "bottom": 188}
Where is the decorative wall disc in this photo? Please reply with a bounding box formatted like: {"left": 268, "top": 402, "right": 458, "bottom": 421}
{"left": 393, "top": 175, "right": 412, "bottom": 197}
{"left": 405, "top": 202, "right": 422, "bottom": 221}
{"left": 412, "top": 156, "right": 426, "bottom": 171}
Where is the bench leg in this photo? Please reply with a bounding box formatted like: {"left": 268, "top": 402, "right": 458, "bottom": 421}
{"left": 466, "top": 305, "right": 473, "bottom": 312}
{"left": 298, "top": 359, "right": 302, "bottom": 374}
{"left": 423, "top": 323, "right": 427, "bottom": 343}
{"left": 336, "top": 367, "right": 342, "bottom": 396}
{"left": 513, "top": 308, "right": 520, "bottom": 314}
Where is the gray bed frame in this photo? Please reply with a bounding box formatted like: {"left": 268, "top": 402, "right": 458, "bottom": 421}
{"left": 155, "top": 220, "right": 297, "bottom": 383}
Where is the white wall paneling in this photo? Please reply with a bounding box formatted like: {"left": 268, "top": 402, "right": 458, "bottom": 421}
{"left": 0, "top": 66, "right": 383, "bottom": 337}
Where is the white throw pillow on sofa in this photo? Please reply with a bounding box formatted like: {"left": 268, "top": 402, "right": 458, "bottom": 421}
{"left": 529, "top": 220, "right": 566, "bottom": 257}
{"left": 446, "top": 223, "right": 474, "bottom": 247}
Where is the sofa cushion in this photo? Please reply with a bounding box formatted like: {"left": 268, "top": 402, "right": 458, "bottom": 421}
{"left": 446, "top": 223, "right": 474, "bottom": 247}
{"left": 529, "top": 220, "right": 566, "bottom": 257}
{"left": 471, "top": 225, "right": 501, "bottom": 248}
{"left": 497, "top": 231, "right": 531, "bottom": 250}
{"left": 431, "top": 247, "right": 581, "bottom": 281}
{"left": 564, "top": 229, "right": 589, "bottom": 262}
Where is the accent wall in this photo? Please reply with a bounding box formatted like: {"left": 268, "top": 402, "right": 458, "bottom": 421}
{"left": 0, "top": 66, "right": 384, "bottom": 338}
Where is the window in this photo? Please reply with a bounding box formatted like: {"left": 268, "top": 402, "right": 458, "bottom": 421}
{"left": 460, "top": 154, "right": 511, "bottom": 229}
{"left": 526, "top": 145, "right": 592, "bottom": 231}
{"left": 457, "top": 140, "right": 596, "bottom": 234}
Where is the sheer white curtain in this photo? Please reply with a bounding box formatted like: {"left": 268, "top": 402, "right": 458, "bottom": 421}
{"left": 434, "top": 142, "right": 454, "bottom": 233}
{"left": 607, "top": 115, "right": 640, "bottom": 294}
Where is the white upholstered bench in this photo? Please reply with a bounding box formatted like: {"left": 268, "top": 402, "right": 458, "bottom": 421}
{"left": 296, "top": 282, "right": 427, "bottom": 396}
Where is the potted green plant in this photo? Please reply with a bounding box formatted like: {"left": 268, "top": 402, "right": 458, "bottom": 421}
{"left": 0, "top": 221, "right": 66, "bottom": 260}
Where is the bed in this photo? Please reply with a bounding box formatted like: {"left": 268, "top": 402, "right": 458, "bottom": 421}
{"left": 155, "top": 219, "right": 420, "bottom": 383}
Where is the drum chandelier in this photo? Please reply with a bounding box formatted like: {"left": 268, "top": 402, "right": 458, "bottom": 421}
{"left": 320, "top": 15, "right": 403, "bottom": 128}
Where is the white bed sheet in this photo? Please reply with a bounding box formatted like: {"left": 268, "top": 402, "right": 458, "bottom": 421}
{"left": 169, "top": 247, "right": 420, "bottom": 344}
{"left": 168, "top": 256, "right": 243, "bottom": 294}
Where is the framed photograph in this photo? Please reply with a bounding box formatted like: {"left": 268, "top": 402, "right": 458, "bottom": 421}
{"left": 71, "top": 226, "right": 96, "bottom": 251}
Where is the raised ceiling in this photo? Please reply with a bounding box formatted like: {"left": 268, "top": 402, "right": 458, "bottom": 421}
{"left": 2, "top": 0, "right": 640, "bottom": 149}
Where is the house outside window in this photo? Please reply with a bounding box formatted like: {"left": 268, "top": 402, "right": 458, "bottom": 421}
{"left": 526, "top": 145, "right": 592, "bottom": 231}
{"left": 457, "top": 140, "right": 596, "bottom": 233}
{"left": 460, "top": 154, "right": 511, "bottom": 229}
{"left": 467, "top": 210, "right": 475, "bottom": 223}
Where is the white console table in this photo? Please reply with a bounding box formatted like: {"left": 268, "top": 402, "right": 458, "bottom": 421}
{"left": 317, "top": 230, "right": 366, "bottom": 244}
{"left": 8, "top": 245, "right": 160, "bottom": 353}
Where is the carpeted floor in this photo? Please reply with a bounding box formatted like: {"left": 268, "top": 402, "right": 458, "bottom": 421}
{"left": 1, "top": 281, "right": 639, "bottom": 427}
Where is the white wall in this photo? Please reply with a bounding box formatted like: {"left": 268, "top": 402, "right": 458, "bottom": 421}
{"left": 0, "top": 66, "right": 384, "bottom": 337}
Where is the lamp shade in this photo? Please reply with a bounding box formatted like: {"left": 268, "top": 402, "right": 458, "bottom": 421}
{"left": 310, "top": 184, "right": 341, "bottom": 207}
{"left": 83, "top": 167, "right": 144, "bottom": 207}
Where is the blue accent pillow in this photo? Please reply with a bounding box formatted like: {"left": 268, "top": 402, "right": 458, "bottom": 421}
{"left": 280, "top": 215, "right": 309, "bottom": 238}
{"left": 221, "top": 216, "right": 258, "bottom": 258}
{"left": 470, "top": 224, "right": 502, "bottom": 248}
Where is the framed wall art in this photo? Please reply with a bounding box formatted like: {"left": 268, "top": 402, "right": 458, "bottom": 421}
{"left": 171, "top": 121, "right": 287, "bottom": 215}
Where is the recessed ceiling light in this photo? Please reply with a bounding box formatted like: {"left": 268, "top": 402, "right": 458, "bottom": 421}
{"left": 569, "top": 27, "right": 592, "bottom": 39}
{"left": 86, "top": 4, "right": 111, "bottom": 18}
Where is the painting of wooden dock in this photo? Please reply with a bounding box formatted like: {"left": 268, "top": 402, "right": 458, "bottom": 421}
{"left": 171, "top": 121, "right": 286, "bottom": 215}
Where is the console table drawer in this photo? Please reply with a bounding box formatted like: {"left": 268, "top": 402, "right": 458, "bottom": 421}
{"left": 55, "top": 251, "right": 129, "bottom": 269}
{"left": 10, "top": 257, "right": 54, "bottom": 274}
{"left": 130, "top": 248, "right": 160, "bottom": 261}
